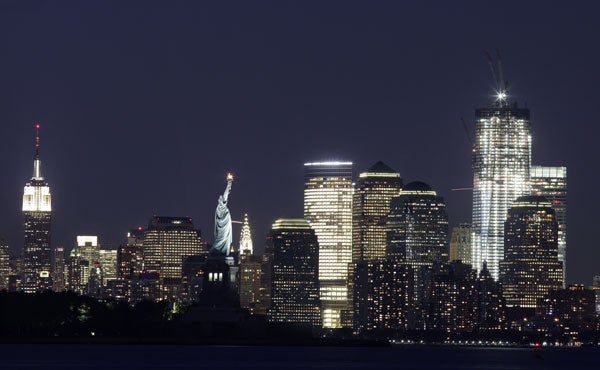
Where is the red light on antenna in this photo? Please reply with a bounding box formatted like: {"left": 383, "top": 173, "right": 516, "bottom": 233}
{"left": 35, "top": 124, "right": 40, "bottom": 129}
{"left": 138, "top": 226, "right": 142, "bottom": 231}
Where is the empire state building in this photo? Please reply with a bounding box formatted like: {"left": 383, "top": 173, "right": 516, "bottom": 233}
{"left": 21, "top": 124, "right": 52, "bottom": 292}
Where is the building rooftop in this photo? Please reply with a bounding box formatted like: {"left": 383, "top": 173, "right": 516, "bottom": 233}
{"left": 271, "top": 218, "right": 312, "bottom": 230}
{"left": 358, "top": 161, "right": 401, "bottom": 179}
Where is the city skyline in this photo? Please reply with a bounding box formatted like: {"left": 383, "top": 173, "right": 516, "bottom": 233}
{"left": 0, "top": 1, "right": 595, "bottom": 285}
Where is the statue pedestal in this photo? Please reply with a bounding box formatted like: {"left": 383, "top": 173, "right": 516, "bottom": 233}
{"left": 184, "top": 253, "right": 241, "bottom": 323}
{"left": 195, "top": 254, "right": 239, "bottom": 307}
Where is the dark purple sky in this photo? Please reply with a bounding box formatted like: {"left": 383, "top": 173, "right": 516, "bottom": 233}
{"left": 0, "top": 1, "right": 597, "bottom": 284}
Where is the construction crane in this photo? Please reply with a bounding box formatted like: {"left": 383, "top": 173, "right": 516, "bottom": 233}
{"left": 485, "top": 49, "right": 509, "bottom": 105}
{"left": 461, "top": 116, "right": 474, "bottom": 146}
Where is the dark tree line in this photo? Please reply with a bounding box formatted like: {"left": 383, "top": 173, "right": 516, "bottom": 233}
{"left": 0, "top": 291, "right": 171, "bottom": 338}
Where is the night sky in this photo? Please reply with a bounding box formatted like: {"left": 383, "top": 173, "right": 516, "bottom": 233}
{"left": 0, "top": 1, "right": 598, "bottom": 284}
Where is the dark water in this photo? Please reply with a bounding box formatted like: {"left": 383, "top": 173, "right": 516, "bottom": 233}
{"left": 0, "top": 344, "right": 598, "bottom": 369}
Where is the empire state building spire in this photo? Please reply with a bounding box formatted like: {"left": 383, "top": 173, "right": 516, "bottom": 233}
{"left": 22, "top": 123, "right": 53, "bottom": 293}
{"left": 33, "top": 123, "right": 43, "bottom": 180}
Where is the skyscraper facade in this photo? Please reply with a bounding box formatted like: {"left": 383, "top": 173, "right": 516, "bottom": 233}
{"left": 117, "top": 228, "right": 144, "bottom": 279}
{"left": 66, "top": 243, "right": 89, "bottom": 295}
{"left": 472, "top": 101, "right": 531, "bottom": 279}
{"left": 499, "top": 196, "right": 563, "bottom": 308}
{"left": 98, "top": 249, "right": 118, "bottom": 287}
{"left": 267, "top": 218, "right": 321, "bottom": 327}
{"left": 22, "top": 125, "right": 53, "bottom": 293}
{"left": 530, "top": 166, "right": 567, "bottom": 285}
{"left": 353, "top": 259, "right": 414, "bottom": 333}
{"left": 386, "top": 181, "right": 449, "bottom": 328}
{"left": 304, "top": 161, "right": 353, "bottom": 328}
{"left": 449, "top": 224, "right": 472, "bottom": 264}
{"left": 351, "top": 161, "right": 403, "bottom": 333}
{"left": 386, "top": 181, "right": 449, "bottom": 264}
{"left": 0, "top": 238, "right": 9, "bottom": 290}
{"left": 77, "top": 236, "right": 99, "bottom": 267}
{"left": 52, "top": 246, "right": 65, "bottom": 292}
{"left": 352, "top": 161, "right": 402, "bottom": 263}
{"left": 238, "top": 254, "right": 262, "bottom": 314}
{"left": 142, "top": 216, "right": 203, "bottom": 300}
{"left": 426, "top": 261, "right": 505, "bottom": 333}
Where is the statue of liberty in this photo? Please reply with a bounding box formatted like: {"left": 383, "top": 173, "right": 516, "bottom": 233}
{"left": 210, "top": 173, "right": 233, "bottom": 256}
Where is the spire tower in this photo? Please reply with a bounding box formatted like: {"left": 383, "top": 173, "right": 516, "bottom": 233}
{"left": 33, "top": 123, "right": 42, "bottom": 180}
{"left": 239, "top": 213, "right": 253, "bottom": 255}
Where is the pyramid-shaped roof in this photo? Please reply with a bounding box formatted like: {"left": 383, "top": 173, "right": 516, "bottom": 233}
{"left": 367, "top": 161, "right": 398, "bottom": 174}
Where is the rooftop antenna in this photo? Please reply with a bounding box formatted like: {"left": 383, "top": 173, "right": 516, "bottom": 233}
{"left": 35, "top": 122, "right": 41, "bottom": 157}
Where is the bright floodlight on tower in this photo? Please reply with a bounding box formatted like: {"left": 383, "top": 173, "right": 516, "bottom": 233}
{"left": 227, "top": 173, "right": 234, "bottom": 181}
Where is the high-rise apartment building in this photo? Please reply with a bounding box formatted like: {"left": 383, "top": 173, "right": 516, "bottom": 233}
{"left": 352, "top": 161, "right": 402, "bottom": 263}
{"left": 0, "top": 238, "right": 10, "bottom": 290}
{"left": 267, "top": 218, "right": 321, "bottom": 327}
{"left": 449, "top": 224, "right": 472, "bottom": 264}
{"left": 536, "top": 285, "right": 597, "bottom": 343}
{"left": 353, "top": 259, "right": 414, "bottom": 333}
{"left": 142, "top": 216, "right": 203, "bottom": 300}
{"left": 530, "top": 166, "right": 567, "bottom": 285}
{"left": 304, "top": 161, "right": 353, "bottom": 328}
{"left": 426, "top": 261, "right": 505, "bottom": 333}
{"left": 22, "top": 124, "right": 53, "bottom": 293}
{"left": 472, "top": 96, "right": 531, "bottom": 280}
{"left": 499, "top": 196, "right": 563, "bottom": 308}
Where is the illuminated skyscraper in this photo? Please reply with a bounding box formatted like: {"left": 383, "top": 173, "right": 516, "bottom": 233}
{"left": 238, "top": 254, "right": 262, "bottom": 314}
{"left": 239, "top": 213, "right": 253, "bottom": 255}
{"left": 267, "top": 218, "right": 321, "bottom": 327}
{"left": 386, "top": 181, "right": 448, "bottom": 328}
{"left": 530, "top": 166, "right": 567, "bottom": 285}
{"left": 353, "top": 259, "right": 414, "bottom": 333}
{"left": 591, "top": 275, "right": 600, "bottom": 314}
{"left": 351, "top": 161, "right": 402, "bottom": 333}
{"left": 22, "top": 124, "right": 53, "bottom": 293}
{"left": 386, "top": 181, "right": 449, "bottom": 264}
{"left": 117, "top": 228, "right": 144, "bottom": 279}
{"left": 52, "top": 246, "right": 65, "bottom": 292}
{"left": 66, "top": 243, "right": 89, "bottom": 294}
{"left": 499, "top": 196, "right": 563, "bottom": 308}
{"left": 98, "top": 249, "right": 118, "bottom": 287}
{"left": 0, "top": 238, "right": 9, "bottom": 290}
{"left": 352, "top": 161, "right": 402, "bottom": 263}
{"left": 77, "top": 236, "right": 99, "bottom": 267}
{"left": 142, "top": 216, "right": 203, "bottom": 300}
{"left": 304, "top": 161, "right": 353, "bottom": 328}
{"left": 449, "top": 224, "right": 472, "bottom": 264}
{"left": 472, "top": 96, "right": 531, "bottom": 279}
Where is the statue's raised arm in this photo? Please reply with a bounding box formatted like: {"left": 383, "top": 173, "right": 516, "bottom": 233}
{"left": 211, "top": 174, "right": 234, "bottom": 257}
{"left": 222, "top": 174, "right": 233, "bottom": 203}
